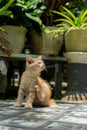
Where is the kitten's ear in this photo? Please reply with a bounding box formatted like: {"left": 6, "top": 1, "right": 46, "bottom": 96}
{"left": 26, "top": 55, "right": 33, "bottom": 64}
{"left": 38, "top": 55, "right": 42, "bottom": 59}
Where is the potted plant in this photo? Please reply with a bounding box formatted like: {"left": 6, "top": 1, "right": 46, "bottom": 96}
{"left": 29, "top": 26, "right": 63, "bottom": 56}
{"left": 49, "top": 6, "right": 87, "bottom": 101}
{"left": 49, "top": 6, "right": 87, "bottom": 62}
{"left": 29, "top": 0, "right": 64, "bottom": 56}
{"left": 50, "top": 6, "right": 87, "bottom": 51}
{"left": 0, "top": 0, "right": 27, "bottom": 54}
{"left": 0, "top": 0, "right": 46, "bottom": 54}
{"left": 7, "top": 0, "right": 46, "bottom": 29}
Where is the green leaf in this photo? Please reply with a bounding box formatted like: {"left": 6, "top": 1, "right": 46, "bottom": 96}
{"left": 82, "top": 16, "right": 87, "bottom": 23}
{"left": 0, "top": 0, "right": 15, "bottom": 15}
{"left": 52, "top": 10, "right": 74, "bottom": 23}
{"left": 25, "top": 13, "right": 42, "bottom": 25}
{"left": 62, "top": 6, "right": 76, "bottom": 20}
{"left": 81, "top": 23, "right": 87, "bottom": 28}
{"left": 54, "top": 18, "right": 76, "bottom": 27}
{"left": 80, "top": 10, "right": 87, "bottom": 23}
{"left": 50, "top": 6, "right": 87, "bottom": 37}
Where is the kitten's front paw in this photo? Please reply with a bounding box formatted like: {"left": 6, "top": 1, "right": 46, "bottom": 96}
{"left": 25, "top": 103, "right": 32, "bottom": 109}
{"left": 35, "top": 85, "right": 40, "bottom": 92}
{"left": 14, "top": 102, "right": 22, "bottom": 107}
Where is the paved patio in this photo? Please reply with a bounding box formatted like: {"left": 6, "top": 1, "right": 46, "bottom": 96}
{"left": 0, "top": 100, "right": 87, "bottom": 130}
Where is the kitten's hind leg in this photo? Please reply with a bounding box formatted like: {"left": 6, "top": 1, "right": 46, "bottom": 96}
{"left": 14, "top": 88, "right": 24, "bottom": 107}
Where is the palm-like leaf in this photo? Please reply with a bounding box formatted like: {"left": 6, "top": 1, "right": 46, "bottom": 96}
{"left": 81, "top": 23, "right": 87, "bottom": 28}
{"left": 49, "top": 6, "right": 87, "bottom": 37}
{"left": 52, "top": 10, "right": 74, "bottom": 23}
{"left": 62, "top": 6, "right": 76, "bottom": 20}
{"left": 55, "top": 19, "right": 76, "bottom": 27}
{"left": 0, "top": 0, "right": 14, "bottom": 15}
{"left": 80, "top": 10, "right": 87, "bottom": 23}
{"left": 52, "top": 6, "right": 87, "bottom": 28}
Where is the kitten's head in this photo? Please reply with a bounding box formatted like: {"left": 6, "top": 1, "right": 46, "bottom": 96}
{"left": 26, "top": 55, "right": 45, "bottom": 73}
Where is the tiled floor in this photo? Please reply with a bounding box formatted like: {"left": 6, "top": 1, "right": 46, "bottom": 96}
{"left": 0, "top": 101, "right": 87, "bottom": 130}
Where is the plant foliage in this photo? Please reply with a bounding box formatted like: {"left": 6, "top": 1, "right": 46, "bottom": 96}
{"left": 10, "top": 0, "right": 46, "bottom": 28}
{"left": 49, "top": 6, "right": 87, "bottom": 37}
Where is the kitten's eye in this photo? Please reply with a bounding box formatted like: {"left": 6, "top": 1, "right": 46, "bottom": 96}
{"left": 38, "top": 62, "right": 42, "bottom": 64}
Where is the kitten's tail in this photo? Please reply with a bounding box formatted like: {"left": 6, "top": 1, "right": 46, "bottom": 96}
{"left": 49, "top": 99, "right": 57, "bottom": 106}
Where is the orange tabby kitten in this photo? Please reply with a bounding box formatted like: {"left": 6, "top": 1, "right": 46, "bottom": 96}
{"left": 14, "top": 55, "right": 56, "bottom": 108}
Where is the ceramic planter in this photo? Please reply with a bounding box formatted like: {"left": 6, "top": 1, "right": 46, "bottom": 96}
{"left": 65, "top": 28, "right": 87, "bottom": 52}
{"left": 29, "top": 26, "right": 63, "bottom": 56}
{"left": 0, "top": 25, "right": 27, "bottom": 56}
{"left": 64, "top": 52, "right": 87, "bottom": 63}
